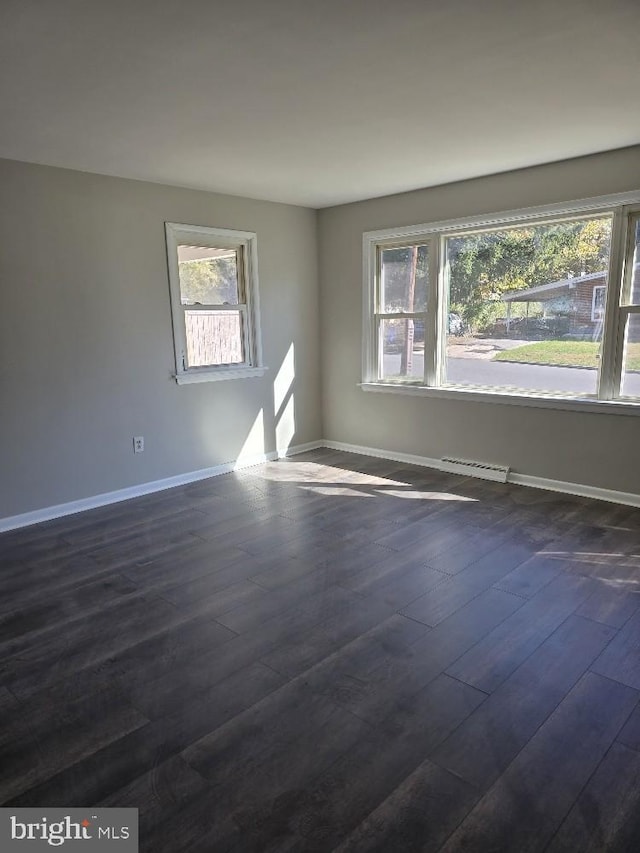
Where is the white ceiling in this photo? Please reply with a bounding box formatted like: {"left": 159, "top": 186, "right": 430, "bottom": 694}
{"left": 1, "top": 0, "right": 638, "bottom": 208}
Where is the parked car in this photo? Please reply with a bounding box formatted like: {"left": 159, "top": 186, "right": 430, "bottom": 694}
{"left": 407, "top": 314, "right": 465, "bottom": 339}
{"left": 384, "top": 313, "right": 465, "bottom": 352}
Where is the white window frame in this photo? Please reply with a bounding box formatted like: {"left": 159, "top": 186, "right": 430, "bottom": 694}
{"left": 362, "top": 190, "right": 640, "bottom": 415}
{"left": 165, "top": 222, "right": 265, "bottom": 384}
{"left": 618, "top": 212, "right": 640, "bottom": 398}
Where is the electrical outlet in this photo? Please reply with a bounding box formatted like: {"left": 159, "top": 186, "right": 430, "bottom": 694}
{"left": 133, "top": 436, "right": 144, "bottom": 453}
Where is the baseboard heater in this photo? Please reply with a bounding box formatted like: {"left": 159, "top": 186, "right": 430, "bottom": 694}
{"left": 441, "top": 456, "right": 510, "bottom": 483}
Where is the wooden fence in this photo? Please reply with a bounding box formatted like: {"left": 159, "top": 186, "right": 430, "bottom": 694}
{"left": 185, "top": 310, "right": 243, "bottom": 366}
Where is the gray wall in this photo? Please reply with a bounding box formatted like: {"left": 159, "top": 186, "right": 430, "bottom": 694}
{"left": 0, "top": 160, "right": 321, "bottom": 517}
{"left": 318, "top": 146, "right": 640, "bottom": 495}
{"left": 3, "top": 147, "right": 640, "bottom": 521}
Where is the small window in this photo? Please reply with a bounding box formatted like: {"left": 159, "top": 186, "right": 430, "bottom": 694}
{"left": 377, "top": 244, "right": 429, "bottom": 383}
{"left": 165, "top": 223, "right": 264, "bottom": 383}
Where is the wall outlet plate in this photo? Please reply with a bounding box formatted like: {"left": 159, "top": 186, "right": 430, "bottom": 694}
{"left": 133, "top": 436, "right": 144, "bottom": 453}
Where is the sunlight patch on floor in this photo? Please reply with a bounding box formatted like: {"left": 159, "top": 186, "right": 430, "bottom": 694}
{"left": 376, "top": 488, "right": 477, "bottom": 502}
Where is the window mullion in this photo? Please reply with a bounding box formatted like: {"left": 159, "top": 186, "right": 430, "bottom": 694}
{"left": 598, "top": 208, "right": 629, "bottom": 400}
{"left": 424, "top": 236, "right": 440, "bottom": 386}
{"left": 437, "top": 235, "right": 448, "bottom": 387}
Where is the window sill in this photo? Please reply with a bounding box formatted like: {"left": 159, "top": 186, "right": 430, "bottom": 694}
{"left": 175, "top": 366, "right": 268, "bottom": 384}
{"left": 360, "top": 382, "right": 640, "bottom": 416}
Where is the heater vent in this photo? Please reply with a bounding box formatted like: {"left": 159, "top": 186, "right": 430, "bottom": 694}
{"left": 441, "top": 456, "right": 510, "bottom": 483}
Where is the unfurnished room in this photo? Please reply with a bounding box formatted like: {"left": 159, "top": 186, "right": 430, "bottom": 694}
{"left": 1, "top": 1, "right": 640, "bottom": 851}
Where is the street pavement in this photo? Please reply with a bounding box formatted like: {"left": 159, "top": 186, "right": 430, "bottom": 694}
{"left": 383, "top": 354, "right": 640, "bottom": 397}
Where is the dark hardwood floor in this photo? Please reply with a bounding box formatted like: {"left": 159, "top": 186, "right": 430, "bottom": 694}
{"left": 1, "top": 448, "right": 640, "bottom": 851}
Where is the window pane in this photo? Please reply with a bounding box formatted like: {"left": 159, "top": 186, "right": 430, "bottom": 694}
{"left": 178, "top": 245, "right": 240, "bottom": 305}
{"left": 380, "top": 245, "right": 428, "bottom": 312}
{"left": 380, "top": 318, "right": 424, "bottom": 382}
{"left": 627, "top": 220, "right": 640, "bottom": 305}
{"left": 444, "top": 216, "right": 612, "bottom": 395}
{"left": 621, "top": 314, "right": 640, "bottom": 397}
{"left": 185, "top": 310, "right": 244, "bottom": 366}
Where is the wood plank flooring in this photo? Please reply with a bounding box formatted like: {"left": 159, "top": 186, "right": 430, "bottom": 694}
{"left": 1, "top": 448, "right": 640, "bottom": 852}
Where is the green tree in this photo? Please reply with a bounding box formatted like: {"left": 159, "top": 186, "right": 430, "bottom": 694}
{"left": 380, "top": 245, "right": 429, "bottom": 311}
{"left": 178, "top": 257, "right": 238, "bottom": 305}
{"left": 448, "top": 218, "right": 611, "bottom": 330}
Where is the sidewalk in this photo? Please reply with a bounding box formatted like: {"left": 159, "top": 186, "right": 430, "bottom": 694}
{"left": 446, "top": 337, "right": 529, "bottom": 360}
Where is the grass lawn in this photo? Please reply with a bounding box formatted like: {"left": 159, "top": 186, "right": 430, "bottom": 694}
{"left": 493, "top": 340, "right": 640, "bottom": 371}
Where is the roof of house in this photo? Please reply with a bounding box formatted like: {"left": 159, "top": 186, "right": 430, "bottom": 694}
{"left": 501, "top": 271, "right": 606, "bottom": 303}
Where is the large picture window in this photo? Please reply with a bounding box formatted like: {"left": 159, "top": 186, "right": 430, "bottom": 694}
{"left": 363, "top": 192, "right": 640, "bottom": 409}
{"left": 165, "top": 223, "right": 264, "bottom": 384}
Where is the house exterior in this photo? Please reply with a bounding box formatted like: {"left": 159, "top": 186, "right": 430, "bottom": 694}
{"left": 501, "top": 271, "right": 607, "bottom": 339}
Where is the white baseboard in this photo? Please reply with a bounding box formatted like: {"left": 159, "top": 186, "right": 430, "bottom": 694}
{"left": 322, "top": 440, "right": 451, "bottom": 474}
{"left": 0, "top": 440, "right": 324, "bottom": 533}
{"left": 506, "top": 472, "right": 640, "bottom": 508}
{"left": 321, "top": 440, "right": 640, "bottom": 508}
{"left": 2, "top": 436, "right": 638, "bottom": 533}
{"left": 274, "top": 440, "right": 323, "bottom": 460}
